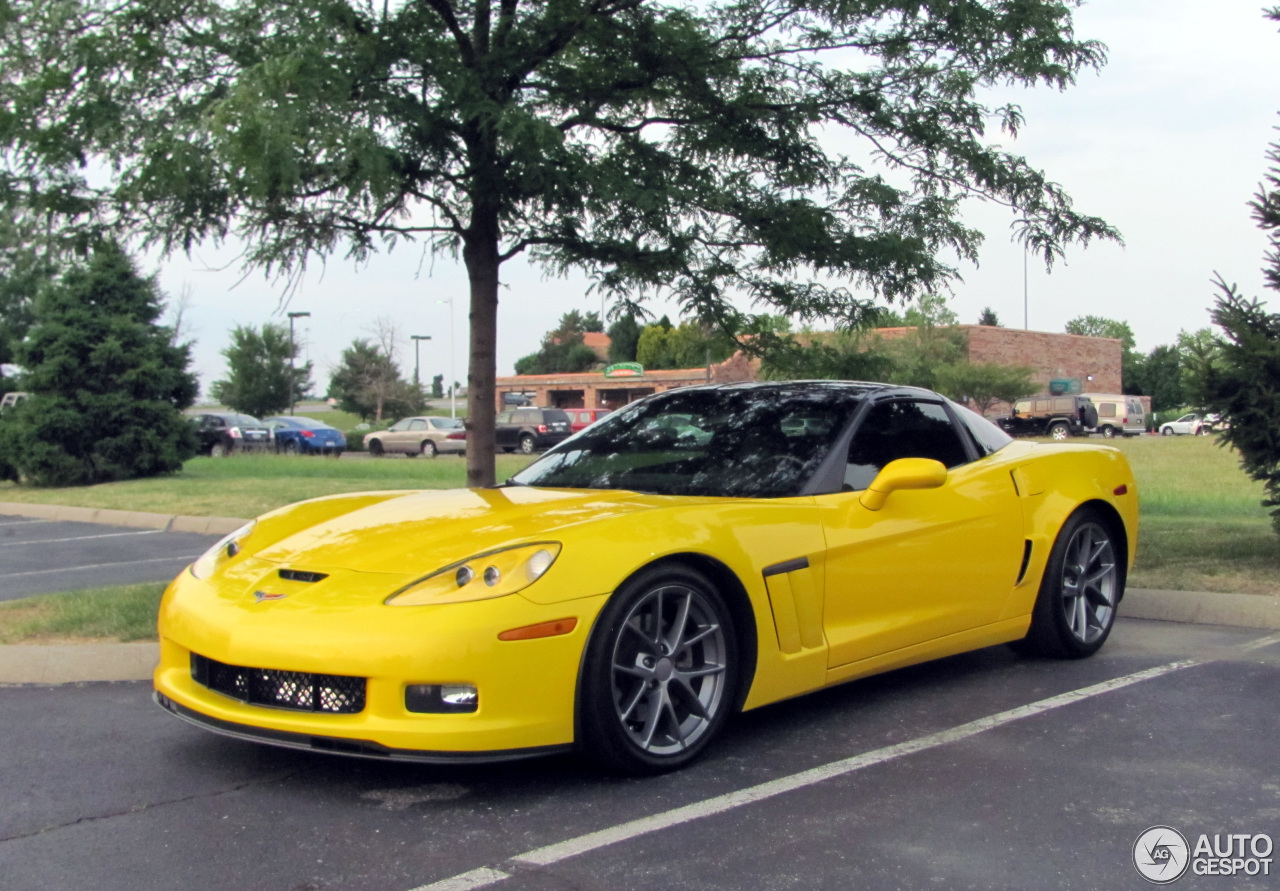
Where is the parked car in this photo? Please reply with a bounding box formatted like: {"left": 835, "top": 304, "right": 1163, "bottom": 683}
{"left": 189, "top": 412, "right": 273, "bottom": 456}
{"left": 565, "top": 407, "right": 613, "bottom": 432}
{"left": 0, "top": 391, "right": 28, "bottom": 413}
{"left": 1160, "top": 412, "right": 1224, "bottom": 436}
{"left": 263, "top": 416, "right": 347, "bottom": 456}
{"left": 997, "top": 396, "right": 1098, "bottom": 441}
{"left": 157, "top": 381, "right": 1137, "bottom": 773}
{"left": 1080, "top": 393, "right": 1146, "bottom": 438}
{"left": 495, "top": 407, "right": 573, "bottom": 453}
{"left": 364, "top": 416, "right": 467, "bottom": 457}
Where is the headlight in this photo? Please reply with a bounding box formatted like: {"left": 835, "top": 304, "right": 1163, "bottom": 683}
{"left": 190, "top": 521, "right": 257, "bottom": 580}
{"left": 385, "top": 543, "right": 561, "bottom": 606}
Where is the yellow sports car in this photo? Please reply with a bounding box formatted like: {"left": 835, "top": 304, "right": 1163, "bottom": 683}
{"left": 155, "top": 382, "right": 1138, "bottom": 773}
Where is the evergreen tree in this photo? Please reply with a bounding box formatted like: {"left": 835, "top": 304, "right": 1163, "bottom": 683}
{"left": 513, "top": 311, "right": 602, "bottom": 375}
{"left": 977, "top": 307, "right": 1002, "bottom": 326}
{"left": 328, "top": 339, "right": 417, "bottom": 421}
{"left": 209, "top": 323, "right": 313, "bottom": 418}
{"left": 607, "top": 314, "right": 644, "bottom": 364}
{"left": 0, "top": 241, "right": 197, "bottom": 485}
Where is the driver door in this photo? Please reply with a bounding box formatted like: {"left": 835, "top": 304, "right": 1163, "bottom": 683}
{"left": 818, "top": 399, "right": 1024, "bottom": 668}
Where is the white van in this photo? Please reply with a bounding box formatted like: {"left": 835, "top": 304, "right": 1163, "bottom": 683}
{"left": 1081, "top": 393, "right": 1145, "bottom": 437}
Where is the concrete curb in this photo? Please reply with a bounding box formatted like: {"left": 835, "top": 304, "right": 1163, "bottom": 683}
{"left": 0, "top": 501, "right": 247, "bottom": 536}
{"left": 1119, "top": 588, "right": 1280, "bottom": 631}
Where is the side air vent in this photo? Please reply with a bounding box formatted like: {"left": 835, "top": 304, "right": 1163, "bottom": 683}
{"left": 279, "top": 569, "right": 329, "bottom": 583}
{"left": 1015, "top": 540, "right": 1033, "bottom": 585}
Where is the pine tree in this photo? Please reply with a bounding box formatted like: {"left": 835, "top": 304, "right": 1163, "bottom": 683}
{"left": 0, "top": 241, "right": 197, "bottom": 485}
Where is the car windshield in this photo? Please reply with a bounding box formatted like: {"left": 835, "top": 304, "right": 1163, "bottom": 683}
{"left": 510, "top": 387, "right": 865, "bottom": 497}
{"left": 228, "top": 414, "right": 262, "bottom": 427}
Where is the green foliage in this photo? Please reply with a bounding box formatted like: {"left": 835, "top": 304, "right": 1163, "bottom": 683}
{"left": 977, "top": 307, "right": 1002, "bottom": 326}
{"left": 514, "top": 310, "right": 603, "bottom": 375}
{"left": 0, "top": 217, "right": 55, "bottom": 382}
{"left": 935, "top": 361, "right": 1038, "bottom": 414}
{"left": 636, "top": 320, "right": 736, "bottom": 370}
{"left": 1065, "top": 315, "right": 1142, "bottom": 392}
{"left": 0, "top": 241, "right": 197, "bottom": 486}
{"left": 607, "top": 314, "right": 644, "bottom": 364}
{"left": 904, "top": 295, "right": 960, "bottom": 329}
{"left": 0, "top": 0, "right": 1119, "bottom": 485}
{"left": 759, "top": 329, "right": 897, "bottom": 382}
{"left": 431, "top": 373, "right": 444, "bottom": 399}
{"left": 1134, "top": 344, "right": 1184, "bottom": 413}
{"left": 208, "top": 323, "right": 312, "bottom": 418}
{"left": 327, "top": 339, "right": 419, "bottom": 422}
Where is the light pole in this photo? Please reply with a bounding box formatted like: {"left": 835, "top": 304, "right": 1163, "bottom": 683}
{"left": 438, "top": 298, "right": 456, "bottom": 418}
{"left": 410, "top": 334, "right": 432, "bottom": 388}
{"left": 287, "top": 311, "right": 310, "bottom": 415}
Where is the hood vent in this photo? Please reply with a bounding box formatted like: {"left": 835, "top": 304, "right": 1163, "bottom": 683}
{"left": 278, "top": 569, "right": 329, "bottom": 584}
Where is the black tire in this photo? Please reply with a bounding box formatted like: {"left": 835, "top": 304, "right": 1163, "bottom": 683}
{"left": 368, "top": 439, "right": 384, "bottom": 456}
{"left": 518, "top": 434, "right": 536, "bottom": 454}
{"left": 1015, "top": 508, "right": 1122, "bottom": 659}
{"left": 1048, "top": 421, "right": 1070, "bottom": 441}
{"left": 1161, "top": 426, "right": 1173, "bottom": 436}
{"left": 579, "top": 564, "right": 739, "bottom": 775}
{"left": 283, "top": 440, "right": 300, "bottom": 455}
{"left": 421, "top": 440, "right": 438, "bottom": 458}
{"left": 1100, "top": 425, "right": 1117, "bottom": 439}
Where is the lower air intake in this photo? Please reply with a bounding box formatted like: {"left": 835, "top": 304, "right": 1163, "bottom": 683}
{"left": 190, "top": 652, "right": 365, "bottom": 714}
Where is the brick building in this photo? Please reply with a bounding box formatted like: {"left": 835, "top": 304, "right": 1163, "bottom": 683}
{"left": 494, "top": 325, "right": 1123, "bottom": 411}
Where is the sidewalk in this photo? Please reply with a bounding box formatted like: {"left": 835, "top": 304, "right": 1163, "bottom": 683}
{"left": 1, "top": 503, "right": 1276, "bottom": 686}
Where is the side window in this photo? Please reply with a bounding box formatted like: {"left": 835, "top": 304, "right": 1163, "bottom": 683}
{"left": 1014, "top": 400, "right": 1031, "bottom": 414}
{"left": 496, "top": 411, "right": 513, "bottom": 424}
{"left": 515, "top": 409, "right": 536, "bottom": 424}
{"left": 408, "top": 419, "right": 427, "bottom": 431}
{"left": 844, "top": 401, "right": 970, "bottom": 491}
{"left": 1099, "top": 403, "right": 1116, "bottom": 418}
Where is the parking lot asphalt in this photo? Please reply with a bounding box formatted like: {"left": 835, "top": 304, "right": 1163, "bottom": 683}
{"left": 1, "top": 620, "right": 1276, "bottom": 891}
{"left": 0, "top": 515, "right": 221, "bottom": 600}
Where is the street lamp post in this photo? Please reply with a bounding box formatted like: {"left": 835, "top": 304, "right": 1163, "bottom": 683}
{"left": 411, "top": 334, "right": 432, "bottom": 388}
{"left": 438, "top": 298, "right": 456, "bottom": 418}
{"left": 287, "top": 311, "right": 310, "bottom": 415}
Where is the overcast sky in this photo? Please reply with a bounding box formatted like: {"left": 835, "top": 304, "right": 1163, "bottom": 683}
{"left": 151, "top": 0, "right": 1280, "bottom": 397}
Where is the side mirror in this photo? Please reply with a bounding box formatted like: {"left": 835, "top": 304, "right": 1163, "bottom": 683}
{"left": 859, "top": 458, "right": 948, "bottom": 511}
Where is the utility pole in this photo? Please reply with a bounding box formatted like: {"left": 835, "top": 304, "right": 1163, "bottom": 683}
{"left": 411, "top": 334, "right": 431, "bottom": 388}
{"left": 287, "top": 311, "right": 310, "bottom": 415}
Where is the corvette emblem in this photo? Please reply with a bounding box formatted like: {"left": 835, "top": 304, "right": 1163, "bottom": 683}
{"left": 253, "top": 591, "right": 288, "bottom": 603}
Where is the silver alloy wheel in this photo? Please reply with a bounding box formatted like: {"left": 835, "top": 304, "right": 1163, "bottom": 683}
{"left": 610, "top": 584, "right": 728, "bottom": 756}
{"left": 1059, "top": 521, "right": 1117, "bottom": 645}
{"left": 1049, "top": 423, "right": 1069, "bottom": 441}
{"left": 519, "top": 434, "right": 536, "bottom": 454}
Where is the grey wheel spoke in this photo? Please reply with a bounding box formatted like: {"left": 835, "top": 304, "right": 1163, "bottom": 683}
{"left": 623, "top": 620, "right": 661, "bottom": 654}
{"left": 675, "top": 623, "right": 718, "bottom": 656}
{"left": 671, "top": 676, "right": 711, "bottom": 720}
{"left": 613, "top": 662, "right": 652, "bottom": 680}
{"left": 677, "top": 663, "right": 725, "bottom": 680}
{"left": 665, "top": 591, "right": 693, "bottom": 653}
{"left": 639, "top": 689, "right": 666, "bottom": 749}
{"left": 618, "top": 683, "right": 647, "bottom": 722}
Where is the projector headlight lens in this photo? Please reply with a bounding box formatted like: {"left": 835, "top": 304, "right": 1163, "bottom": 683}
{"left": 386, "top": 543, "right": 562, "bottom": 606}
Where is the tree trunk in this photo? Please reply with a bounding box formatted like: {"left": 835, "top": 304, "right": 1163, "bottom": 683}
{"left": 463, "top": 221, "right": 500, "bottom": 488}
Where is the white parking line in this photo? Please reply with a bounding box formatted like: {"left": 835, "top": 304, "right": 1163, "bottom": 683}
{"left": 407, "top": 659, "right": 1200, "bottom": 891}
{"left": 0, "top": 519, "right": 46, "bottom": 527}
{"left": 1240, "top": 632, "right": 1280, "bottom": 652}
{"left": 0, "top": 554, "right": 200, "bottom": 579}
{"left": 0, "top": 530, "right": 164, "bottom": 548}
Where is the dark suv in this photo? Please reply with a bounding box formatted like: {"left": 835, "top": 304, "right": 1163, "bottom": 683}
{"left": 997, "top": 396, "right": 1098, "bottom": 441}
{"left": 495, "top": 407, "right": 573, "bottom": 454}
{"left": 189, "top": 412, "right": 274, "bottom": 456}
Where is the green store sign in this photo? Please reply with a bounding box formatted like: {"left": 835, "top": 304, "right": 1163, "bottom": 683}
{"left": 604, "top": 362, "right": 644, "bottom": 378}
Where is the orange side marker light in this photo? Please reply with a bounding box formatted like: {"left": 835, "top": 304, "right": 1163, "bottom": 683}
{"left": 498, "top": 617, "right": 578, "bottom": 641}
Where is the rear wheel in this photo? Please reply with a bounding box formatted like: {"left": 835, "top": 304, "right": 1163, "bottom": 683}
{"left": 1048, "top": 421, "right": 1069, "bottom": 441}
{"left": 1100, "top": 425, "right": 1117, "bottom": 439}
{"left": 519, "top": 434, "right": 536, "bottom": 454}
{"left": 1016, "top": 508, "right": 1121, "bottom": 659}
{"left": 210, "top": 442, "right": 228, "bottom": 458}
{"left": 283, "top": 440, "right": 300, "bottom": 455}
{"left": 580, "top": 565, "right": 738, "bottom": 774}
{"left": 421, "top": 440, "right": 438, "bottom": 458}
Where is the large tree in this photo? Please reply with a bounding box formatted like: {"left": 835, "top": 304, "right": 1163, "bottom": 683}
{"left": 209, "top": 323, "right": 313, "bottom": 418}
{"left": 0, "top": 241, "right": 197, "bottom": 485}
{"left": 1, "top": 0, "right": 1118, "bottom": 485}
{"left": 328, "top": 338, "right": 418, "bottom": 421}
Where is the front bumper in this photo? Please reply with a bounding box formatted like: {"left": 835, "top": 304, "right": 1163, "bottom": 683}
{"left": 154, "top": 572, "right": 610, "bottom": 759}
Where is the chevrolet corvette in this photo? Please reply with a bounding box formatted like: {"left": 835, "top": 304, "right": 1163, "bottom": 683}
{"left": 155, "top": 382, "right": 1138, "bottom": 773}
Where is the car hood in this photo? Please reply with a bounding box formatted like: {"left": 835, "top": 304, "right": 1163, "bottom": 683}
{"left": 250, "top": 486, "right": 697, "bottom": 576}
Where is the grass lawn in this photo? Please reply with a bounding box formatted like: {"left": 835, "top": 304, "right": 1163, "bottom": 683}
{"left": 0, "top": 452, "right": 536, "bottom": 517}
{"left": 0, "top": 582, "right": 165, "bottom": 643}
{"left": 0, "top": 434, "right": 1275, "bottom": 644}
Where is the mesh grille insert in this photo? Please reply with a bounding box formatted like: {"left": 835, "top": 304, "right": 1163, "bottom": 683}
{"left": 190, "top": 653, "right": 365, "bottom": 714}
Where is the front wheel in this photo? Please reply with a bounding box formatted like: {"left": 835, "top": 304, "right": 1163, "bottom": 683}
{"left": 1016, "top": 509, "right": 1122, "bottom": 659}
{"left": 1048, "top": 422, "right": 1069, "bottom": 441}
{"left": 579, "top": 565, "right": 738, "bottom": 774}
{"left": 368, "top": 439, "right": 384, "bottom": 456}
{"left": 1161, "top": 426, "right": 1173, "bottom": 436}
